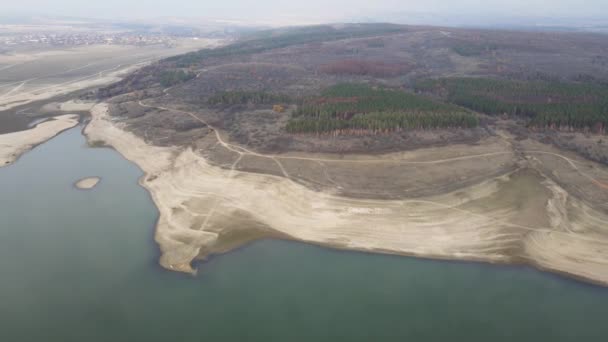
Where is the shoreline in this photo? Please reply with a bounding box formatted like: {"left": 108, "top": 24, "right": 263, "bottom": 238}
{"left": 199, "top": 236, "right": 608, "bottom": 290}
{"left": 0, "top": 114, "right": 80, "bottom": 167}
{"left": 85, "top": 102, "right": 608, "bottom": 287}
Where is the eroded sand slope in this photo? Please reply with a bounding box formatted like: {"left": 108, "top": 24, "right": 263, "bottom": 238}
{"left": 86, "top": 103, "right": 608, "bottom": 285}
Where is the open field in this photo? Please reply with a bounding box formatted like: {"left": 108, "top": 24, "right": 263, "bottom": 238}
{"left": 0, "top": 39, "right": 222, "bottom": 132}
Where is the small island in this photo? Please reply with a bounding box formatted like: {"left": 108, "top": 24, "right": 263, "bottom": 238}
{"left": 75, "top": 177, "right": 101, "bottom": 190}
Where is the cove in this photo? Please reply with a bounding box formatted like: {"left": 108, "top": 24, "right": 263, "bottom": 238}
{"left": 0, "top": 127, "right": 607, "bottom": 341}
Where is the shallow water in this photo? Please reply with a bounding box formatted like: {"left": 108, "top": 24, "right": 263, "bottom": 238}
{"left": 27, "top": 117, "right": 49, "bottom": 128}
{"left": 0, "top": 127, "right": 607, "bottom": 341}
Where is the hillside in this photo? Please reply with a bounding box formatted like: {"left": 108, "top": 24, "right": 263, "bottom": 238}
{"left": 98, "top": 23, "right": 608, "bottom": 159}
{"left": 89, "top": 23, "right": 608, "bottom": 285}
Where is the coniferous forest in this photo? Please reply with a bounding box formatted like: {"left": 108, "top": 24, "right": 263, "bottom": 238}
{"left": 159, "top": 70, "right": 196, "bottom": 88}
{"left": 207, "top": 91, "right": 291, "bottom": 106}
{"left": 286, "top": 84, "right": 478, "bottom": 134}
{"left": 415, "top": 78, "right": 608, "bottom": 133}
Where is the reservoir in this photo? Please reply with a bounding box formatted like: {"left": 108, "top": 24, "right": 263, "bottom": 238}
{"left": 1, "top": 127, "right": 607, "bottom": 341}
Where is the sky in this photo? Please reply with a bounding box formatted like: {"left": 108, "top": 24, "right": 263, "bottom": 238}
{"left": 3, "top": 0, "right": 608, "bottom": 24}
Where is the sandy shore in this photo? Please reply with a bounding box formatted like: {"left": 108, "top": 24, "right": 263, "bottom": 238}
{"left": 86, "top": 103, "right": 608, "bottom": 285}
{"left": 0, "top": 114, "right": 79, "bottom": 167}
{"left": 75, "top": 177, "right": 101, "bottom": 189}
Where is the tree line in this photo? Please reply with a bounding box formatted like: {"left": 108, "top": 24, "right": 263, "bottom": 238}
{"left": 287, "top": 111, "right": 478, "bottom": 134}
{"left": 207, "top": 91, "right": 291, "bottom": 106}
{"left": 415, "top": 77, "right": 608, "bottom": 133}
{"left": 159, "top": 70, "right": 195, "bottom": 88}
{"left": 287, "top": 83, "right": 478, "bottom": 134}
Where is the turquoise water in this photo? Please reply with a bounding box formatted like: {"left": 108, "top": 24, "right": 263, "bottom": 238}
{"left": 1, "top": 127, "right": 607, "bottom": 341}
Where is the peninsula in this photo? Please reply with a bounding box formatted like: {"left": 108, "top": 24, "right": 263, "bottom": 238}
{"left": 84, "top": 24, "right": 608, "bottom": 285}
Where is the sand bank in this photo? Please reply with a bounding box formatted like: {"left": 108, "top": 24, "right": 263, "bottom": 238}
{"left": 86, "top": 103, "right": 608, "bottom": 285}
{"left": 0, "top": 114, "right": 79, "bottom": 167}
{"left": 75, "top": 177, "right": 101, "bottom": 189}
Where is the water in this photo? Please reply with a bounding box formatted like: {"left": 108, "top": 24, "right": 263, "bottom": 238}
{"left": 27, "top": 117, "right": 50, "bottom": 128}
{"left": 1, "top": 127, "right": 607, "bottom": 341}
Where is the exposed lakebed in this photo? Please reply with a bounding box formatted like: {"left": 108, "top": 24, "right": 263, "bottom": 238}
{"left": 0, "top": 127, "right": 607, "bottom": 341}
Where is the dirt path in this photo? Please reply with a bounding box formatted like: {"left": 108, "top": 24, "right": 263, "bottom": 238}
{"left": 524, "top": 150, "right": 608, "bottom": 191}
{"left": 138, "top": 101, "right": 608, "bottom": 192}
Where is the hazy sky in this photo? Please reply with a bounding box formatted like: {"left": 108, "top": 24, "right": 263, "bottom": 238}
{"left": 4, "top": 0, "right": 608, "bottom": 22}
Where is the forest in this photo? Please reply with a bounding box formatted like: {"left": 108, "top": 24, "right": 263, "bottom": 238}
{"left": 207, "top": 91, "right": 291, "bottom": 106}
{"left": 452, "top": 43, "right": 498, "bottom": 57}
{"left": 319, "top": 59, "right": 412, "bottom": 77}
{"left": 159, "top": 70, "right": 196, "bottom": 87}
{"left": 287, "top": 84, "right": 478, "bottom": 134}
{"left": 165, "top": 24, "right": 404, "bottom": 67}
{"left": 415, "top": 78, "right": 608, "bottom": 133}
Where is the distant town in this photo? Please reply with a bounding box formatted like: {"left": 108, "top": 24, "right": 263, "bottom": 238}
{"left": 0, "top": 32, "right": 192, "bottom": 48}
